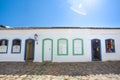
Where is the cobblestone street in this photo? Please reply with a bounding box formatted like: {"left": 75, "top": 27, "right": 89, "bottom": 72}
{"left": 0, "top": 61, "right": 120, "bottom": 80}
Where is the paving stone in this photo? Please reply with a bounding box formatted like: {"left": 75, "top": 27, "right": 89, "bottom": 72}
{"left": 20, "top": 75, "right": 27, "bottom": 78}
{"left": 0, "top": 62, "right": 120, "bottom": 80}
{"left": 16, "top": 78, "right": 24, "bottom": 80}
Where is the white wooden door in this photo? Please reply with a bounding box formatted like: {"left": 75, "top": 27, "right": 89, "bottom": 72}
{"left": 44, "top": 40, "right": 52, "bottom": 61}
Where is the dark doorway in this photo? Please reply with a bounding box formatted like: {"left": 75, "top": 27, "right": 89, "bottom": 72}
{"left": 25, "top": 39, "right": 35, "bottom": 61}
{"left": 91, "top": 39, "right": 101, "bottom": 61}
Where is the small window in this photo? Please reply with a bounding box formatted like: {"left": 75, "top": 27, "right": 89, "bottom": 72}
{"left": 105, "top": 39, "right": 115, "bottom": 53}
{"left": 12, "top": 39, "right": 21, "bottom": 53}
{"left": 57, "top": 38, "right": 68, "bottom": 55}
{"left": 0, "top": 39, "right": 8, "bottom": 53}
{"left": 73, "top": 38, "right": 84, "bottom": 55}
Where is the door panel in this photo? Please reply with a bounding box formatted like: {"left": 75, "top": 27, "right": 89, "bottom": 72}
{"left": 25, "top": 39, "right": 34, "bottom": 61}
{"left": 91, "top": 39, "right": 101, "bottom": 61}
{"left": 43, "top": 39, "right": 53, "bottom": 62}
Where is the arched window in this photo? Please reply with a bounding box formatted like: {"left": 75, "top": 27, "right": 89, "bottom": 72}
{"left": 105, "top": 39, "right": 115, "bottom": 53}
{"left": 0, "top": 39, "right": 8, "bottom": 53}
{"left": 57, "top": 38, "right": 68, "bottom": 55}
{"left": 12, "top": 39, "right": 21, "bottom": 53}
{"left": 73, "top": 38, "right": 84, "bottom": 55}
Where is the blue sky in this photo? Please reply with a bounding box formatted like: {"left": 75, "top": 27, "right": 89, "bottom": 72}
{"left": 0, "top": 0, "right": 120, "bottom": 27}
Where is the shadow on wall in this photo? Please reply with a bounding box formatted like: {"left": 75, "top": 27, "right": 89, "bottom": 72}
{"left": 0, "top": 61, "right": 120, "bottom": 76}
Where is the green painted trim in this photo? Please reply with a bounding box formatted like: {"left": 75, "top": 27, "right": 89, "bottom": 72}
{"left": 72, "top": 38, "right": 84, "bottom": 56}
{"left": 57, "top": 38, "right": 68, "bottom": 56}
{"left": 42, "top": 38, "right": 53, "bottom": 62}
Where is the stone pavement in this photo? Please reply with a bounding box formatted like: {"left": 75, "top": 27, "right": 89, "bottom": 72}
{"left": 0, "top": 61, "right": 120, "bottom": 80}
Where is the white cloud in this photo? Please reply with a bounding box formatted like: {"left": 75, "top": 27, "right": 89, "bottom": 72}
{"left": 5, "top": 26, "right": 11, "bottom": 28}
{"left": 70, "top": 6, "right": 87, "bottom": 15}
{"left": 68, "top": 0, "right": 87, "bottom": 15}
{"left": 78, "top": 3, "right": 83, "bottom": 8}
{"left": 68, "top": 0, "right": 83, "bottom": 6}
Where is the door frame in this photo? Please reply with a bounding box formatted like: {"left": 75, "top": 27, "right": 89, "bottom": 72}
{"left": 42, "top": 38, "right": 53, "bottom": 62}
{"left": 91, "top": 39, "right": 102, "bottom": 61}
{"left": 24, "top": 39, "right": 35, "bottom": 61}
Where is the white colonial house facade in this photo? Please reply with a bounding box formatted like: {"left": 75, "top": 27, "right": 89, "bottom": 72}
{"left": 0, "top": 27, "right": 120, "bottom": 62}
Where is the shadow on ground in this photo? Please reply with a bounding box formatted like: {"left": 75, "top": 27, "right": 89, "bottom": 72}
{"left": 0, "top": 61, "right": 120, "bottom": 76}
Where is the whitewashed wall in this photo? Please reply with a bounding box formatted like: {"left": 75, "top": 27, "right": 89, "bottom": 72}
{"left": 89, "top": 29, "right": 120, "bottom": 61}
{"left": 0, "top": 28, "right": 120, "bottom": 62}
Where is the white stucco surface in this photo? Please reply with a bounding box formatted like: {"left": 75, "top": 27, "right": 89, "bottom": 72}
{"left": 0, "top": 28, "right": 120, "bottom": 62}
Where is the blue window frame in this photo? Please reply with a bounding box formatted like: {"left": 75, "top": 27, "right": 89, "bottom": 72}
{"left": 0, "top": 39, "right": 8, "bottom": 53}
{"left": 105, "top": 39, "right": 115, "bottom": 53}
{"left": 11, "top": 39, "right": 21, "bottom": 53}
